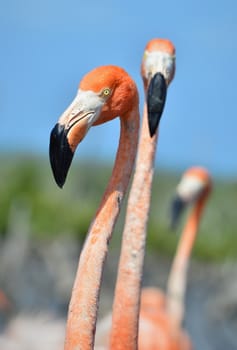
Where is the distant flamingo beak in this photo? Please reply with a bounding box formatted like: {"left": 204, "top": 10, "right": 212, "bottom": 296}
{"left": 147, "top": 72, "right": 167, "bottom": 137}
{"left": 49, "top": 123, "right": 74, "bottom": 188}
{"left": 170, "top": 195, "right": 186, "bottom": 230}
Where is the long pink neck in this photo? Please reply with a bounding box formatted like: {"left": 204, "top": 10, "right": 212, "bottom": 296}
{"left": 110, "top": 103, "right": 158, "bottom": 349}
{"left": 64, "top": 108, "right": 139, "bottom": 350}
{"left": 166, "top": 194, "right": 208, "bottom": 326}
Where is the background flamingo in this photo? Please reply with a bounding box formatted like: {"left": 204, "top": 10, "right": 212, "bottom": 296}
{"left": 166, "top": 166, "right": 212, "bottom": 326}
{"left": 137, "top": 166, "right": 211, "bottom": 349}
{"left": 49, "top": 65, "right": 140, "bottom": 349}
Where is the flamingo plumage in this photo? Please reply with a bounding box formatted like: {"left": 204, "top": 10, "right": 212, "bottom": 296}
{"left": 49, "top": 65, "right": 140, "bottom": 350}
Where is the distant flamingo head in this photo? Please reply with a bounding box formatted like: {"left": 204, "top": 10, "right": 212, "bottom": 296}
{"left": 49, "top": 65, "right": 138, "bottom": 188}
{"left": 141, "top": 38, "right": 176, "bottom": 137}
{"left": 171, "top": 167, "right": 212, "bottom": 229}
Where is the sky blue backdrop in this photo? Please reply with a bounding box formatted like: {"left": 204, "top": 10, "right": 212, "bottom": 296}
{"left": 1, "top": 0, "right": 236, "bottom": 177}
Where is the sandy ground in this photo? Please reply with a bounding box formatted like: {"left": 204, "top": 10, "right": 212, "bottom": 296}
{"left": 0, "top": 234, "right": 237, "bottom": 349}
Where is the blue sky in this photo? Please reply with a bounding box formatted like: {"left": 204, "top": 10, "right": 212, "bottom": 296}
{"left": 1, "top": 0, "right": 237, "bottom": 177}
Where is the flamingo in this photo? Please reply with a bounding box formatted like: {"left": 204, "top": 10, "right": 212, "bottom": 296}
{"left": 49, "top": 65, "right": 140, "bottom": 350}
{"left": 166, "top": 166, "right": 212, "bottom": 326}
{"left": 137, "top": 166, "right": 212, "bottom": 350}
{"left": 109, "top": 38, "right": 176, "bottom": 349}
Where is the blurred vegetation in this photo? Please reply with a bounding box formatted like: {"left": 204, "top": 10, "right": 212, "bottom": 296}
{"left": 0, "top": 153, "right": 237, "bottom": 261}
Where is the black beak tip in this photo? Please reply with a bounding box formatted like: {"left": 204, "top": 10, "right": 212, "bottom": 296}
{"left": 147, "top": 72, "right": 167, "bottom": 137}
{"left": 148, "top": 121, "right": 157, "bottom": 138}
{"left": 49, "top": 123, "right": 74, "bottom": 188}
{"left": 54, "top": 175, "right": 65, "bottom": 189}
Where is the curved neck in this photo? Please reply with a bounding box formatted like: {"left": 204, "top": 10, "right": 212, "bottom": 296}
{"left": 166, "top": 194, "right": 208, "bottom": 326}
{"left": 64, "top": 107, "right": 139, "bottom": 350}
{"left": 110, "top": 103, "right": 158, "bottom": 349}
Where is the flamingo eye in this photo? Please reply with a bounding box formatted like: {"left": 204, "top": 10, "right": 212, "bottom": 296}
{"left": 101, "top": 88, "right": 111, "bottom": 97}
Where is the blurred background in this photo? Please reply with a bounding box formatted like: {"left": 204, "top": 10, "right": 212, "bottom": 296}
{"left": 0, "top": 0, "right": 237, "bottom": 349}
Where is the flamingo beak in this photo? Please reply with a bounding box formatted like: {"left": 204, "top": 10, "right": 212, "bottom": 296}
{"left": 147, "top": 72, "right": 167, "bottom": 137}
{"left": 49, "top": 108, "right": 99, "bottom": 188}
{"left": 49, "top": 123, "right": 74, "bottom": 188}
{"left": 170, "top": 195, "right": 187, "bottom": 230}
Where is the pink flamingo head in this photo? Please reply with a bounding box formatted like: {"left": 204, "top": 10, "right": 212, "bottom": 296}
{"left": 171, "top": 166, "right": 212, "bottom": 229}
{"left": 49, "top": 65, "right": 138, "bottom": 187}
{"left": 141, "top": 38, "right": 176, "bottom": 136}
